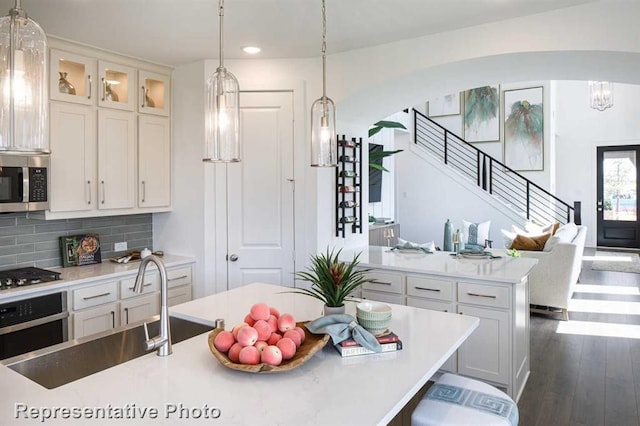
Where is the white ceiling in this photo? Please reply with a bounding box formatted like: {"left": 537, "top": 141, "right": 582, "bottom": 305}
{"left": 2, "top": 0, "right": 594, "bottom": 66}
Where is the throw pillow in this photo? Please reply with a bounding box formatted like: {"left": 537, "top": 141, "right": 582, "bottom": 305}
{"left": 501, "top": 229, "right": 517, "bottom": 249}
{"left": 524, "top": 221, "right": 560, "bottom": 235}
{"left": 510, "top": 233, "right": 552, "bottom": 251}
{"left": 463, "top": 220, "right": 491, "bottom": 246}
{"left": 543, "top": 222, "right": 578, "bottom": 252}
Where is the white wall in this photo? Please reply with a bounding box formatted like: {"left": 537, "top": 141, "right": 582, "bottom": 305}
{"left": 555, "top": 81, "right": 640, "bottom": 246}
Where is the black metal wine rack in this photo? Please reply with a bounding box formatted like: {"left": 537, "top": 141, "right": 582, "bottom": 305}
{"left": 336, "top": 135, "right": 363, "bottom": 237}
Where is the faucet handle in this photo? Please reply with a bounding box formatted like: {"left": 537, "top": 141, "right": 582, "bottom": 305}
{"left": 143, "top": 321, "right": 150, "bottom": 341}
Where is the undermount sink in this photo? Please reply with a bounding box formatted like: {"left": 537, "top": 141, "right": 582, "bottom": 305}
{"left": 2, "top": 315, "right": 214, "bottom": 389}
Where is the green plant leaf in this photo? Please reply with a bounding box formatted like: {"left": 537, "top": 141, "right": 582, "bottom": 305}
{"left": 372, "top": 120, "right": 407, "bottom": 130}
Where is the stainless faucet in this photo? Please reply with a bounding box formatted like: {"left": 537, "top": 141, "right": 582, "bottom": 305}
{"left": 134, "top": 255, "right": 172, "bottom": 356}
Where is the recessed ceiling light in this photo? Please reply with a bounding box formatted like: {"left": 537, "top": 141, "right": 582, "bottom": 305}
{"left": 242, "top": 46, "right": 261, "bottom": 55}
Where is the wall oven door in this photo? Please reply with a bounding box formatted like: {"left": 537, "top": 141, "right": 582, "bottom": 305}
{"left": 0, "top": 292, "right": 69, "bottom": 360}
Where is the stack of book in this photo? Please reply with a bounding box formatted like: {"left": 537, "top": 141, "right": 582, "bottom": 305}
{"left": 333, "top": 332, "right": 403, "bottom": 357}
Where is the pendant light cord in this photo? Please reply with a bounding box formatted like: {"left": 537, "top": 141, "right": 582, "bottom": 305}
{"left": 218, "top": 0, "right": 224, "bottom": 69}
{"left": 321, "top": 0, "right": 327, "bottom": 99}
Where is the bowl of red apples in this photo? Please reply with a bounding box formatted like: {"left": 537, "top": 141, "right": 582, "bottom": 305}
{"left": 208, "top": 303, "right": 330, "bottom": 373}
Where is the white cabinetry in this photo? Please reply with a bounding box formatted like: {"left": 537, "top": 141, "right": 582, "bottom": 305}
{"left": 69, "top": 262, "right": 193, "bottom": 339}
{"left": 97, "top": 109, "right": 136, "bottom": 209}
{"left": 139, "top": 70, "right": 170, "bottom": 116}
{"left": 138, "top": 115, "right": 171, "bottom": 208}
{"left": 49, "top": 103, "right": 96, "bottom": 212}
{"left": 43, "top": 39, "right": 172, "bottom": 220}
{"left": 71, "top": 280, "right": 119, "bottom": 339}
{"left": 364, "top": 266, "right": 529, "bottom": 400}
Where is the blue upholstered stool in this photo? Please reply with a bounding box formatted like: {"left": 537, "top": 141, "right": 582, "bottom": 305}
{"left": 411, "top": 374, "right": 519, "bottom": 426}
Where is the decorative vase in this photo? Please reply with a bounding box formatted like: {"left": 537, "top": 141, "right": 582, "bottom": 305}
{"left": 145, "top": 88, "right": 155, "bottom": 107}
{"left": 443, "top": 219, "right": 453, "bottom": 252}
{"left": 58, "top": 72, "right": 76, "bottom": 95}
{"left": 105, "top": 82, "right": 119, "bottom": 102}
{"left": 323, "top": 304, "right": 345, "bottom": 316}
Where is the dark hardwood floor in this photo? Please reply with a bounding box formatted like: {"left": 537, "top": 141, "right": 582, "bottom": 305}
{"left": 518, "top": 248, "right": 640, "bottom": 426}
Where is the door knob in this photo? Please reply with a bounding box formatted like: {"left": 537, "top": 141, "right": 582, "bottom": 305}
{"left": 228, "top": 254, "right": 239, "bottom": 262}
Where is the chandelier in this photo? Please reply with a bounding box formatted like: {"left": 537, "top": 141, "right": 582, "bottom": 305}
{"left": 589, "top": 81, "right": 613, "bottom": 111}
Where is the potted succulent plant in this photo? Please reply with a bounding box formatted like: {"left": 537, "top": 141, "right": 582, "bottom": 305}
{"left": 291, "top": 248, "right": 370, "bottom": 315}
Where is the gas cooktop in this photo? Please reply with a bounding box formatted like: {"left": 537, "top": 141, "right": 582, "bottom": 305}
{"left": 0, "top": 267, "right": 61, "bottom": 291}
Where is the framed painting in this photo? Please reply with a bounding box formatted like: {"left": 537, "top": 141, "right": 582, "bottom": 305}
{"left": 427, "top": 93, "right": 460, "bottom": 117}
{"left": 503, "top": 87, "right": 544, "bottom": 171}
{"left": 463, "top": 85, "right": 500, "bottom": 142}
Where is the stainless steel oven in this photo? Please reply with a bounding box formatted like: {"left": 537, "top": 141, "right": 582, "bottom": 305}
{"left": 0, "top": 292, "right": 68, "bottom": 360}
{"left": 0, "top": 154, "right": 49, "bottom": 213}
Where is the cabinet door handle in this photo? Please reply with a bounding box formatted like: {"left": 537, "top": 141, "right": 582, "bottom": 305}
{"left": 467, "top": 292, "right": 497, "bottom": 299}
{"left": 111, "top": 311, "right": 115, "bottom": 328}
{"left": 101, "top": 180, "right": 105, "bottom": 204}
{"left": 87, "top": 180, "right": 91, "bottom": 205}
{"left": 141, "top": 86, "right": 146, "bottom": 107}
{"left": 101, "top": 77, "right": 106, "bottom": 101}
{"left": 87, "top": 75, "right": 92, "bottom": 99}
{"left": 370, "top": 280, "right": 392, "bottom": 286}
{"left": 141, "top": 180, "right": 146, "bottom": 203}
{"left": 415, "top": 286, "right": 440, "bottom": 292}
{"left": 128, "top": 282, "right": 152, "bottom": 291}
{"left": 124, "top": 307, "right": 129, "bottom": 324}
{"left": 168, "top": 275, "right": 188, "bottom": 282}
{"left": 82, "top": 292, "right": 111, "bottom": 301}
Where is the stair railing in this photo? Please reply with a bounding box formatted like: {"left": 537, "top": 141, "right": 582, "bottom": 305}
{"left": 413, "top": 109, "right": 581, "bottom": 225}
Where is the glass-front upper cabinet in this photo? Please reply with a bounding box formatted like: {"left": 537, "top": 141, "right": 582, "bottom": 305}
{"left": 50, "top": 49, "right": 96, "bottom": 106}
{"left": 139, "top": 70, "right": 170, "bottom": 116}
{"left": 98, "top": 61, "right": 136, "bottom": 111}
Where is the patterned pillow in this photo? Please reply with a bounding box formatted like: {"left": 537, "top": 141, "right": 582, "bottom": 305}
{"left": 463, "top": 220, "right": 491, "bottom": 246}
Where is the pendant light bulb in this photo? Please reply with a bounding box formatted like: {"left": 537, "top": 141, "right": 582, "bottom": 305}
{"left": 204, "top": 0, "right": 240, "bottom": 163}
{"left": 310, "top": 0, "right": 337, "bottom": 167}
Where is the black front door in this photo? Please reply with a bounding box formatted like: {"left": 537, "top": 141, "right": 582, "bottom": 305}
{"left": 597, "top": 145, "right": 640, "bottom": 248}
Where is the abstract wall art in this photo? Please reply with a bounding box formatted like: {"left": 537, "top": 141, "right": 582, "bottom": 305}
{"left": 463, "top": 85, "right": 500, "bottom": 142}
{"left": 503, "top": 87, "right": 544, "bottom": 171}
{"left": 428, "top": 93, "right": 460, "bottom": 117}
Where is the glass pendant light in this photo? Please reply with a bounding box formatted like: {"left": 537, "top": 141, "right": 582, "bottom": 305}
{"left": 310, "top": 0, "right": 337, "bottom": 167}
{"left": 204, "top": 0, "right": 240, "bottom": 163}
{"left": 0, "top": 0, "right": 48, "bottom": 152}
{"left": 589, "top": 81, "right": 613, "bottom": 111}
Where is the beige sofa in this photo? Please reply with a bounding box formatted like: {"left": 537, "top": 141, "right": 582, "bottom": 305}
{"left": 517, "top": 224, "right": 587, "bottom": 320}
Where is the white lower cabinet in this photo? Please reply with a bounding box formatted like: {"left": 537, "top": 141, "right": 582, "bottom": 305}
{"left": 121, "top": 293, "right": 160, "bottom": 326}
{"left": 70, "top": 263, "right": 193, "bottom": 339}
{"left": 456, "top": 304, "right": 510, "bottom": 384}
{"left": 73, "top": 302, "right": 118, "bottom": 339}
{"left": 365, "top": 267, "right": 527, "bottom": 400}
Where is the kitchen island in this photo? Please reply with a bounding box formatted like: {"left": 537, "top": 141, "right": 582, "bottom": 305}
{"left": 0, "top": 283, "right": 478, "bottom": 425}
{"left": 339, "top": 246, "right": 538, "bottom": 401}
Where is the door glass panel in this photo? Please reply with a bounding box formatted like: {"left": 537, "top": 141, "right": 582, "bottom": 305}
{"left": 58, "top": 59, "right": 86, "bottom": 97}
{"left": 603, "top": 150, "right": 637, "bottom": 221}
{"left": 104, "top": 69, "right": 128, "bottom": 104}
{"left": 143, "top": 78, "right": 164, "bottom": 109}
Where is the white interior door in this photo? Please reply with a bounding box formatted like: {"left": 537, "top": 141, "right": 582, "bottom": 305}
{"left": 226, "top": 91, "right": 295, "bottom": 289}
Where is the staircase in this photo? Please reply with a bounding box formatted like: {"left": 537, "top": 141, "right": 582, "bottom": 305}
{"left": 413, "top": 109, "right": 581, "bottom": 225}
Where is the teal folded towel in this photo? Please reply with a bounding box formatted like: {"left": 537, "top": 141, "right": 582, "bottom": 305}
{"left": 305, "top": 314, "right": 382, "bottom": 352}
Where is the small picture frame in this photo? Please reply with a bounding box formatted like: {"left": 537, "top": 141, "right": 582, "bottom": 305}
{"left": 427, "top": 93, "right": 461, "bottom": 117}
{"left": 60, "top": 234, "right": 102, "bottom": 267}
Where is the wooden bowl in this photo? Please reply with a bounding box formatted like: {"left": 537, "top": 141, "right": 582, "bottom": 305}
{"left": 207, "top": 321, "right": 330, "bottom": 373}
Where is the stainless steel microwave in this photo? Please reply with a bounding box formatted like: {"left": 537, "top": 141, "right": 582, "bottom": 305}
{"left": 0, "top": 154, "right": 49, "bottom": 213}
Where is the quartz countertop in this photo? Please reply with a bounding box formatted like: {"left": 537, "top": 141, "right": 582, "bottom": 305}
{"left": 0, "top": 283, "right": 479, "bottom": 425}
{"left": 0, "top": 254, "right": 195, "bottom": 303}
{"left": 339, "top": 246, "right": 538, "bottom": 284}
